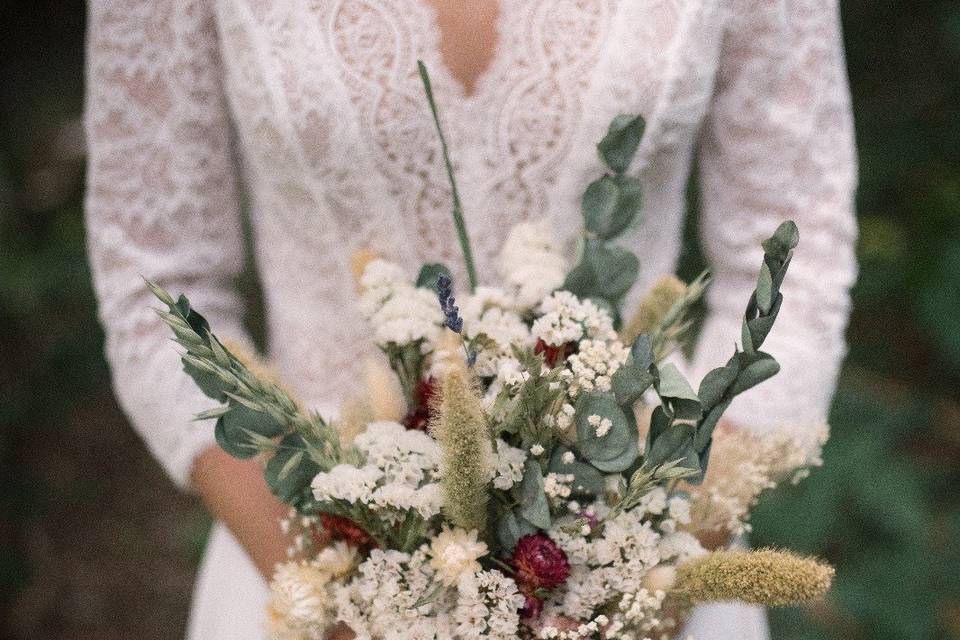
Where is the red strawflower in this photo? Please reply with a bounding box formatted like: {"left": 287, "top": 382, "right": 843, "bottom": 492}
{"left": 534, "top": 339, "right": 577, "bottom": 367}
{"left": 318, "top": 513, "right": 377, "bottom": 552}
{"left": 402, "top": 377, "right": 438, "bottom": 431}
{"left": 511, "top": 533, "right": 570, "bottom": 593}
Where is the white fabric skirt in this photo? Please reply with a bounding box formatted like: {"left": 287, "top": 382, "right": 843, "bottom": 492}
{"left": 186, "top": 523, "right": 770, "bottom": 640}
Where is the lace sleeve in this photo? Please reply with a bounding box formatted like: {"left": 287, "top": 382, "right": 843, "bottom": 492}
{"left": 84, "top": 0, "right": 250, "bottom": 488}
{"left": 689, "top": 0, "right": 858, "bottom": 432}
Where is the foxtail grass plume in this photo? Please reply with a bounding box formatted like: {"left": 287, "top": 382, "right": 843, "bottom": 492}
{"left": 430, "top": 370, "right": 492, "bottom": 532}
{"left": 673, "top": 549, "right": 833, "bottom": 607}
{"left": 620, "top": 274, "right": 687, "bottom": 345}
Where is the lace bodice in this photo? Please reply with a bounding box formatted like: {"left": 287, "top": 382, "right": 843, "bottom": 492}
{"left": 85, "top": 0, "right": 857, "bottom": 489}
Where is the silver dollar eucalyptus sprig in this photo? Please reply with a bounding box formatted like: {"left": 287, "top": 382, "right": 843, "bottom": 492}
{"left": 146, "top": 280, "right": 355, "bottom": 508}
{"left": 563, "top": 113, "right": 647, "bottom": 322}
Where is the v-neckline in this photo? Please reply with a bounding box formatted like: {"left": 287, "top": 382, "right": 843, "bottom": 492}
{"left": 414, "top": 0, "right": 507, "bottom": 102}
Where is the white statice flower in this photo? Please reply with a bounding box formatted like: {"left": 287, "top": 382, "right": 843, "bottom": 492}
{"left": 312, "top": 422, "right": 443, "bottom": 523}
{"left": 544, "top": 473, "right": 574, "bottom": 500}
{"left": 370, "top": 286, "right": 444, "bottom": 347}
{"left": 460, "top": 301, "right": 533, "bottom": 378}
{"left": 358, "top": 259, "right": 409, "bottom": 314}
{"left": 586, "top": 414, "right": 613, "bottom": 437}
{"left": 492, "top": 439, "right": 528, "bottom": 490}
{"left": 532, "top": 291, "right": 618, "bottom": 347}
{"left": 358, "top": 259, "right": 444, "bottom": 348}
{"left": 455, "top": 570, "right": 525, "bottom": 640}
{"left": 565, "top": 338, "right": 630, "bottom": 397}
{"left": 429, "top": 527, "right": 489, "bottom": 586}
{"left": 638, "top": 486, "right": 668, "bottom": 516}
{"left": 497, "top": 219, "right": 567, "bottom": 310}
{"left": 267, "top": 560, "right": 335, "bottom": 640}
{"left": 331, "top": 547, "right": 454, "bottom": 639}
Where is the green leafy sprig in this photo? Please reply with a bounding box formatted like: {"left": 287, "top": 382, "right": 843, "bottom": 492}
{"left": 563, "top": 114, "right": 648, "bottom": 319}
{"left": 146, "top": 280, "right": 355, "bottom": 509}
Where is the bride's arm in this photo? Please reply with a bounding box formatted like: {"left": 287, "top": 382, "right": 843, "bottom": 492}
{"left": 689, "top": 0, "right": 858, "bottom": 434}
{"left": 85, "top": 0, "right": 287, "bottom": 578}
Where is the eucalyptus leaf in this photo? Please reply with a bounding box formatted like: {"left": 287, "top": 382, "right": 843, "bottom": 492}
{"left": 582, "top": 175, "right": 643, "bottom": 240}
{"left": 655, "top": 363, "right": 700, "bottom": 403}
{"left": 697, "top": 359, "right": 739, "bottom": 408}
{"left": 630, "top": 333, "right": 654, "bottom": 370}
{"left": 729, "top": 353, "right": 780, "bottom": 395}
{"left": 756, "top": 262, "right": 774, "bottom": 314}
{"left": 761, "top": 220, "right": 800, "bottom": 261}
{"left": 597, "top": 114, "right": 646, "bottom": 174}
{"left": 518, "top": 461, "right": 552, "bottom": 529}
{"left": 416, "top": 263, "right": 453, "bottom": 291}
{"left": 582, "top": 177, "right": 619, "bottom": 236}
{"left": 644, "top": 423, "right": 697, "bottom": 471}
{"left": 576, "top": 392, "right": 633, "bottom": 463}
{"left": 549, "top": 447, "right": 606, "bottom": 496}
{"left": 585, "top": 240, "right": 640, "bottom": 300}
{"left": 265, "top": 434, "right": 321, "bottom": 508}
{"left": 612, "top": 364, "right": 655, "bottom": 406}
{"left": 563, "top": 259, "right": 597, "bottom": 298}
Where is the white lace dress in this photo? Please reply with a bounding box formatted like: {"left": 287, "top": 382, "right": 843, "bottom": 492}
{"left": 84, "top": 0, "right": 857, "bottom": 638}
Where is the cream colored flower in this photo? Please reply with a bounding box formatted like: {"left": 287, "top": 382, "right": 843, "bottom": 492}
{"left": 314, "top": 541, "right": 359, "bottom": 579}
{"left": 429, "top": 527, "right": 489, "bottom": 586}
{"left": 268, "top": 560, "right": 334, "bottom": 638}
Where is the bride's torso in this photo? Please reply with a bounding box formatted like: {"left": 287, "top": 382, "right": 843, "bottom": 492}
{"left": 210, "top": 0, "right": 728, "bottom": 410}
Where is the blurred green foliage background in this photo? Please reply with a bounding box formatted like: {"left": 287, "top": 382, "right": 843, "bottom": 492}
{"left": 1, "top": 1, "right": 958, "bottom": 638}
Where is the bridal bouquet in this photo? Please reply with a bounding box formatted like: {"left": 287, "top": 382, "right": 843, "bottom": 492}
{"left": 147, "top": 65, "right": 832, "bottom": 640}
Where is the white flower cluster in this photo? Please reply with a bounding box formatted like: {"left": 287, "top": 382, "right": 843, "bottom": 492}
{"left": 311, "top": 422, "right": 443, "bottom": 523}
{"left": 564, "top": 338, "right": 630, "bottom": 397}
{"left": 359, "top": 259, "right": 443, "bottom": 348}
{"left": 497, "top": 219, "right": 568, "bottom": 309}
{"left": 492, "top": 439, "right": 528, "bottom": 490}
{"left": 544, "top": 495, "right": 706, "bottom": 638}
{"left": 532, "top": 291, "right": 619, "bottom": 346}
{"left": 267, "top": 543, "right": 358, "bottom": 640}
{"left": 328, "top": 545, "right": 523, "bottom": 640}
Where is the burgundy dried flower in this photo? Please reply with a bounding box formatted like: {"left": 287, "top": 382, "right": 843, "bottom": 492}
{"left": 534, "top": 339, "right": 577, "bottom": 368}
{"left": 511, "top": 533, "right": 571, "bottom": 593}
{"left": 402, "top": 377, "right": 438, "bottom": 431}
{"left": 520, "top": 594, "right": 544, "bottom": 620}
{"left": 318, "top": 513, "right": 377, "bottom": 552}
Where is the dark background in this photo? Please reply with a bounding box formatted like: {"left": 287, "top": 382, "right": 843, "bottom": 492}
{"left": 1, "top": 1, "right": 959, "bottom": 638}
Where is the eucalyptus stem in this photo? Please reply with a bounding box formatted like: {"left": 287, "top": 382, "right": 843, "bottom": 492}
{"left": 417, "top": 60, "right": 478, "bottom": 292}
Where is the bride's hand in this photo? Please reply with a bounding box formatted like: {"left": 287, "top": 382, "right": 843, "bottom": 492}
{"left": 192, "top": 446, "right": 293, "bottom": 579}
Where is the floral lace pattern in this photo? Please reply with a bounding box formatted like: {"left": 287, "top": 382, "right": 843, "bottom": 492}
{"left": 85, "top": 0, "right": 856, "bottom": 503}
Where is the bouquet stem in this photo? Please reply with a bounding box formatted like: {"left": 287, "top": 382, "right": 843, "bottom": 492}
{"left": 418, "top": 60, "right": 478, "bottom": 292}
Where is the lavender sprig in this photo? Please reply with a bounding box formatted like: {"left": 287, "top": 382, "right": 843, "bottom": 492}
{"left": 437, "top": 273, "right": 464, "bottom": 333}
{"left": 437, "top": 274, "right": 476, "bottom": 366}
